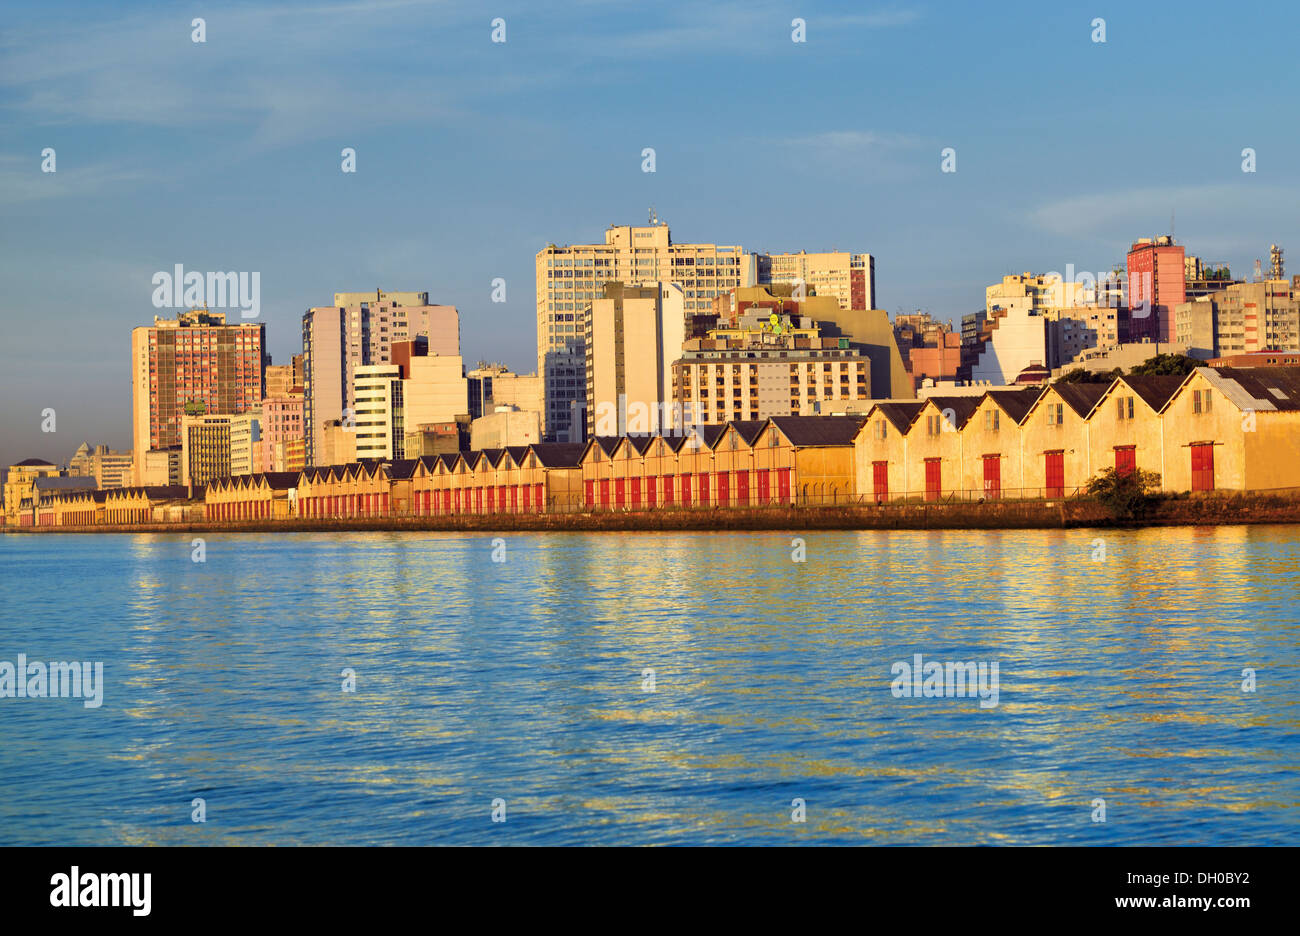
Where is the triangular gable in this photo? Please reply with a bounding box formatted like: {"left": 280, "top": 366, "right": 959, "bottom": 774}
{"left": 1028, "top": 381, "right": 1113, "bottom": 420}
{"left": 1096, "top": 375, "right": 1188, "bottom": 416}
{"left": 982, "top": 387, "right": 1046, "bottom": 424}
{"left": 916, "top": 397, "right": 982, "bottom": 431}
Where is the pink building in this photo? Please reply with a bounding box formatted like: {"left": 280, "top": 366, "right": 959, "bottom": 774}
{"left": 262, "top": 395, "right": 305, "bottom": 473}
{"left": 1127, "top": 236, "right": 1185, "bottom": 343}
{"left": 908, "top": 332, "right": 962, "bottom": 387}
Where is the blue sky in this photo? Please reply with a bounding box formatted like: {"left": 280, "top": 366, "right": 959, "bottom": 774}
{"left": 2, "top": 0, "right": 1297, "bottom": 467}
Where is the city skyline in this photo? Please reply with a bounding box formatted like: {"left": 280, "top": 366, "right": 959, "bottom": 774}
{"left": 4, "top": 0, "right": 1300, "bottom": 467}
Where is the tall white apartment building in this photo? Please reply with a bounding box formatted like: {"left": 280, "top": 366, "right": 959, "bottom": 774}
{"left": 351, "top": 343, "right": 468, "bottom": 460}
{"left": 302, "top": 289, "right": 459, "bottom": 465}
{"left": 536, "top": 221, "right": 754, "bottom": 442}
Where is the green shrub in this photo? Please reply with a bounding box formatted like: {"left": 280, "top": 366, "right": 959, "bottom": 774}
{"left": 1086, "top": 467, "right": 1161, "bottom": 520}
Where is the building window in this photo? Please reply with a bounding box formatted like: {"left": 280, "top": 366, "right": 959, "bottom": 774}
{"left": 1117, "top": 395, "right": 1135, "bottom": 420}
{"left": 985, "top": 408, "right": 1000, "bottom": 431}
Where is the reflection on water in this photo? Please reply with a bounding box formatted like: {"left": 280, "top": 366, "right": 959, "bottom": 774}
{"left": 0, "top": 526, "right": 1296, "bottom": 845}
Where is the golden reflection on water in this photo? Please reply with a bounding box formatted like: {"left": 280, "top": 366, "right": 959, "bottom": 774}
{"left": 77, "top": 527, "right": 1300, "bottom": 843}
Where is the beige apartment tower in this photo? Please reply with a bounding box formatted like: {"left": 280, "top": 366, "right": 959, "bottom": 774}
{"left": 131, "top": 310, "right": 267, "bottom": 485}
{"left": 584, "top": 282, "right": 686, "bottom": 438}
{"left": 536, "top": 220, "right": 754, "bottom": 442}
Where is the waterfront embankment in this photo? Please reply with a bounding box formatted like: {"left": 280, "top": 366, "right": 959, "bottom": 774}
{"left": 7, "top": 491, "right": 1300, "bottom": 534}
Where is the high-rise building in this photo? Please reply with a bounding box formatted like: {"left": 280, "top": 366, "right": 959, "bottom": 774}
{"left": 1175, "top": 280, "right": 1300, "bottom": 359}
{"left": 302, "top": 290, "right": 459, "bottom": 465}
{"left": 351, "top": 339, "right": 468, "bottom": 460}
{"left": 672, "top": 309, "right": 870, "bottom": 423}
{"left": 584, "top": 282, "right": 686, "bottom": 437}
{"left": 261, "top": 395, "right": 306, "bottom": 473}
{"left": 1127, "top": 235, "right": 1186, "bottom": 343}
{"left": 536, "top": 221, "right": 754, "bottom": 442}
{"left": 353, "top": 364, "right": 404, "bottom": 461}
{"left": 762, "top": 251, "right": 875, "bottom": 310}
{"left": 131, "top": 309, "right": 266, "bottom": 485}
{"left": 180, "top": 411, "right": 262, "bottom": 486}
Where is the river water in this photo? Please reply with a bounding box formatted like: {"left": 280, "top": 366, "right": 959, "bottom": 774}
{"left": 1, "top": 527, "right": 1295, "bottom": 845}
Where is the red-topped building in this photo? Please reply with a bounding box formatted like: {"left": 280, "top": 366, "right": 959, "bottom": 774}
{"left": 1127, "top": 235, "right": 1185, "bottom": 343}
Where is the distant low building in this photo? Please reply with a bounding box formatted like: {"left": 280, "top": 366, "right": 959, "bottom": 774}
{"left": 471, "top": 407, "right": 542, "bottom": 450}
{"left": 3, "top": 458, "right": 59, "bottom": 523}
{"left": 67, "top": 443, "right": 133, "bottom": 490}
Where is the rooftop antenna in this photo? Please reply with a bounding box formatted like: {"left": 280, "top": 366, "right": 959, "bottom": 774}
{"left": 648, "top": 206, "right": 657, "bottom": 225}
{"left": 1170, "top": 209, "right": 1175, "bottom": 242}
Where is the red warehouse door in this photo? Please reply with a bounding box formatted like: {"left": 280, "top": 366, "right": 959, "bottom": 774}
{"left": 533, "top": 483, "right": 543, "bottom": 512}
{"left": 630, "top": 478, "right": 641, "bottom": 508}
{"left": 925, "top": 459, "right": 941, "bottom": 501}
{"left": 777, "top": 468, "right": 791, "bottom": 504}
{"left": 982, "top": 455, "right": 1001, "bottom": 500}
{"left": 1114, "top": 447, "right": 1136, "bottom": 478}
{"left": 1045, "top": 451, "right": 1064, "bottom": 498}
{"left": 717, "top": 472, "right": 730, "bottom": 506}
{"left": 1191, "top": 443, "right": 1215, "bottom": 491}
{"left": 757, "top": 469, "right": 770, "bottom": 504}
{"left": 698, "top": 473, "right": 710, "bottom": 505}
{"left": 584, "top": 480, "right": 594, "bottom": 507}
{"left": 681, "top": 474, "right": 692, "bottom": 507}
{"left": 873, "top": 461, "right": 888, "bottom": 502}
{"left": 615, "top": 478, "right": 625, "bottom": 508}
{"left": 646, "top": 477, "right": 657, "bottom": 507}
{"left": 735, "top": 471, "right": 748, "bottom": 506}
{"left": 599, "top": 479, "right": 610, "bottom": 508}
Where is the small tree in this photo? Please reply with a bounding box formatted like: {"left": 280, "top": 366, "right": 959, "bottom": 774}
{"left": 1129, "top": 353, "right": 1206, "bottom": 376}
{"left": 1086, "top": 467, "right": 1161, "bottom": 520}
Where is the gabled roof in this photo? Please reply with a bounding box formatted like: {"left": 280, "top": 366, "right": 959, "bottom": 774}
{"left": 527, "top": 443, "right": 586, "bottom": 468}
{"left": 1203, "top": 366, "right": 1300, "bottom": 412}
{"left": 478, "top": 448, "right": 506, "bottom": 467}
{"left": 866, "top": 402, "right": 927, "bottom": 435}
{"left": 768, "top": 415, "right": 868, "bottom": 446}
{"left": 729, "top": 420, "right": 768, "bottom": 446}
{"left": 591, "top": 437, "right": 621, "bottom": 457}
{"left": 694, "top": 423, "right": 728, "bottom": 449}
{"left": 917, "top": 397, "right": 982, "bottom": 430}
{"left": 1116, "top": 375, "right": 1185, "bottom": 412}
{"left": 983, "top": 386, "right": 1046, "bottom": 424}
{"left": 505, "top": 445, "right": 531, "bottom": 465}
{"left": 625, "top": 435, "right": 656, "bottom": 455}
{"left": 110, "top": 485, "right": 193, "bottom": 500}
{"left": 387, "top": 459, "right": 419, "bottom": 480}
{"left": 1049, "top": 382, "right": 1111, "bottom": 418}
{"left": 257, "top": 471, "right": 300, "bottom": 490}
